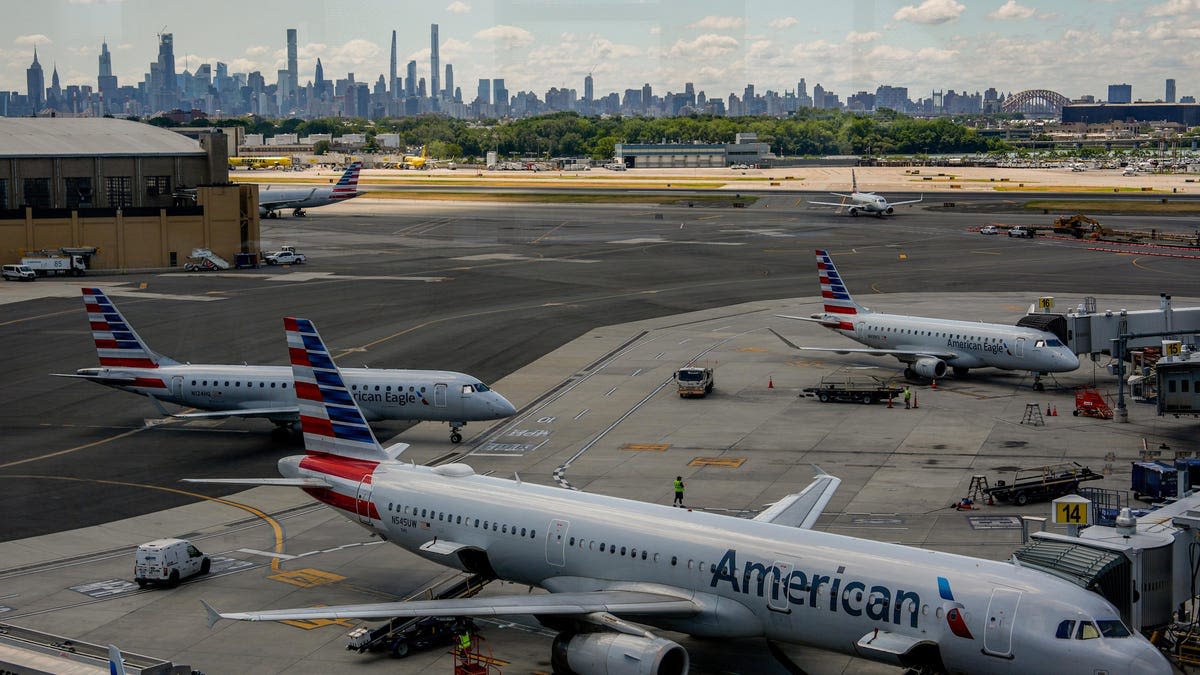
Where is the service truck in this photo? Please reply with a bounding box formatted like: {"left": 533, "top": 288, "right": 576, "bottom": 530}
{"left": 264, "top": 245, "right": 306, "bottom": 265}
{"left": 21, "top": 254, "right": 86, "bottom": 276}
{"left": 675, "top": 366, "right": 714, "bottom": 398}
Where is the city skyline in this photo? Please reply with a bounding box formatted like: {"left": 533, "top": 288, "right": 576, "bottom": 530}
{"left": 2, "top": 0, "right": 1198, "bottom": 107}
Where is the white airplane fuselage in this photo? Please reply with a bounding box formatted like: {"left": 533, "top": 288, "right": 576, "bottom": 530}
{"left": 76, "top": 363, "right": 514, "bottom": 424}
{"left": 285, "top": 457, "right": 1166, "bottom": 675}
{"left": 831, "top": 311, "right": 1080, "bottom": 373}
{"left": 257, "top": 187, "right": 355, "bottom": 215}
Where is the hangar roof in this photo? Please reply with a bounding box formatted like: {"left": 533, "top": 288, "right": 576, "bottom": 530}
{"left": 0, "top": 118, "right": 206, "bottom": 158}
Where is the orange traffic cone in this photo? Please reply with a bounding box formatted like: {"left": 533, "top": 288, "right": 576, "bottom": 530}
{"left": 912, "top": 395, "right": 919, "bottom": 409}
{"left": 1046, "top": 404, "right": 1052, "bottom": 416}
{"left": 768, "top": 377, "right": 774, "bottom": 389}
{"left": 1052, "top": 405, "right": 1058, "bottom": 416}
{"left": 887, "top": 396, "right": 894, "bottom": 408}
{"left": 930, "top": 379, "right": 937, "bottom": 390}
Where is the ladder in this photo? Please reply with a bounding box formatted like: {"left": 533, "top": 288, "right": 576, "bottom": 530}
{"left": 1021, "top": 403, "right": 1045, "bottom": 426}
{"left": 968, "top": 475, "right": 990, "bottom": 502}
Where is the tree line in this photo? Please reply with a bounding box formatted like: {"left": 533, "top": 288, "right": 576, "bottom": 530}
{"left": 168, "top": 110, "right": 1015, "bottom": 160}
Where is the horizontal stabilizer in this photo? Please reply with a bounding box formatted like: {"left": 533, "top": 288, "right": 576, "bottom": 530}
{"left": 888, "top": 196, "right": 924, "bottom": 207}
{"left": 754, "top": 468, "right": 841, "bottom": 529}
{"left": 50, "top": 371, "right": 139, "bottom": 383}
{"left": 203, "top": 590, "right": 697, "bottom": 628}
{"left": 182, "top": 477, "right": 331, "bottom": 488}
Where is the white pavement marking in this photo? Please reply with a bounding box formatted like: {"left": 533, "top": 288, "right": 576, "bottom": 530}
{"left": 610, "top": 237, "right": 744, "bottom": 246}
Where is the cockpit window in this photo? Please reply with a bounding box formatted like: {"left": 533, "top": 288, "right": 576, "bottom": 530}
{"left": 1097, "top": 620, "right": 1131, "bottom": 638}
{"left": 1076, "top": 622, "right": 1101, "bottom": 640}
{"left": 473, "top": 383, "right": 490, "bottom": 392}
{"left": 1046, "top": 339, "right": 1064, "bottom": 347}
{"left": 1055, "top": 620, "right": 1075, "bottom": 639}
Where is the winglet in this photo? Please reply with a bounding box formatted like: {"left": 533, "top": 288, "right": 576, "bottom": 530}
{"left": 201, "top": 599, "right": 223, "bottom": 629}
{"left": 753, "top": 466, "right": 841, "bottom": 529}
{"left": 107, "top": 644, "right": 128, "bottom": 675}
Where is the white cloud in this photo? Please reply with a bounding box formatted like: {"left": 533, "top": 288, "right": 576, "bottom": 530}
{"left": 989, "top": 0, "right": 1035, "bottom": 20}
{"left": 474, "top": 25, "right": 535, "bottom": 49}
{"left": 649, "top": 26, "right": 662, "bottom": 35}
{"left": 667, "top": 34, "right": 739, "bottom": 58}
{"left": 845, "top": 31, "right": 881, "bottom": 44}
{"left": 244, "top": 45, "right": 271, "bottom": 57}
{"left": 67, "top": 0, "right": 125, "bottom": 3}
{"left": 15, "top": 34, "right": 53, "bottom": 47}
{"left": 689, "top": 16, "right": 745, "bottom": 30}
{"left": 1146, "top": 0, "right": 1200, "bottom": 17}
{"left": 446, "top": 1, "right": 471, "bottom": 14}
{"left": 768, "top": 17, "right": 799, "bottom": 30}
{"left": 893, "top": 0, "right": 965, "bottom": 25}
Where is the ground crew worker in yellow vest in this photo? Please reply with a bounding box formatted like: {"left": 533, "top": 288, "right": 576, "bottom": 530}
{"left": 903, "top": 386, "right": 912, "bottom": 409}
{"left": 673, "top": 476, "right": 685, "bottom": 507}
{"left": 458, "top": 629, "right": 472, "bottom": 654}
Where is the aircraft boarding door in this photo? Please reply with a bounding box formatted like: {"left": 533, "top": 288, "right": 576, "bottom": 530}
{"left": 355, "top": 474, "right": 374, "bottom": 525}
{"left": 545, "top": 519, "right": 569, "bottom": 567}
{"left": 170, "top": 376, "right": 184, "bottom": 400}
{"left": 982, "top": 587, "right": 1022, "bottom": 658}
{"left": 1014, "top": 337, "right": 1026, "bottom": 358}
{"left": 768, "top": 560, "right": 794, "bottom": 613}
{"left": 434, "top": 383, "right": 448, "bottom": 408}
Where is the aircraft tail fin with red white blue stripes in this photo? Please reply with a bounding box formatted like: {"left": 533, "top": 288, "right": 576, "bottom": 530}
{"left": 284, "top": 317, "right": 389, "bottom": 462}
{"left": 814, "top": 249, "right": 869, "bottom": 319}
{"left": 82, "top": 288, "right": 178, "bottom": 368}
{"left": 330, "top": 162, "right": 361, "bottom": 200}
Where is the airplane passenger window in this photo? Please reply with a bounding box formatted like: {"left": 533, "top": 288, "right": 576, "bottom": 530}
{"left": 474, "top": 519, "right": 480, "bottom": 527}
{"left": 502, "top": 525, "right": 507, "bottom": 533}
{"left": 630, "top": 548, "right": 636, "bottom": 557}
{"left": 260, "top": 382, "right": 265, "bottom": 387}
{"left": 456, "top": 516, "right": 462, "bottom": 524}
{"left": 282, "top": 382, "right": 287, "bottom": 388}
{"left": 569, "top": 537, "right": 575, "bottom": 546}
{"left": 1076, "top": 622, "right": 1101, "bottom": 640}
{"left": 600, "top": 543, "right": 606, "bottom": 552}
{"left": 386, "top": 386, "right": 391, "bottom": 391}
{"left": 671, "top": 556, "right": 677, "bottom": 566}
{"left": 687, "top": 560, "right": 694, "bottom": 569}
{"left": 1097, "top": 620, "right": 1131, "bottom": 638}
{"left": 620, "top": 546, "right": 626, "bottom": 555}
{"left": 270, "top": 382, "right": 275, "bottom": 388}
{"left": 421, "top": 509, "right": 427, "bottom": 517}
{"left": 191, "top": 380, "right": 196, "bottom": 385}
{"left": 642, "top": 551, "right": 648, "bottom": 560}
{"left": 530, "top": 530, "right": 535, "bottom": 538}
{"left": 484, "top": 521, "right": 490, "bottom": 530}
{"left": 521, "top": 528, "right": 526, "bottom": 536}
{"left": 202, "top": 380, "right": 208, "bottom": 386}
{"left": 224, "top": 381, "right": 229, "bottom": 386}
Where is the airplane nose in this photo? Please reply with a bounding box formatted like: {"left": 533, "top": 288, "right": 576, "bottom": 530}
{"left": 1128, "top": 640, "right": 1172, "bottom": 675}
{"left": 491, "top": 393, "right": 517, "bottom": 418}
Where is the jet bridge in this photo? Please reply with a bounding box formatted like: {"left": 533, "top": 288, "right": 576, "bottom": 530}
{"left": 1026, "top": 294, "right": 1200, "bottom": 356}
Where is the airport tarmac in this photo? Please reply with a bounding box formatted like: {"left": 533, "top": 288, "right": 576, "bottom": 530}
{"left": 3, "top": 197, "right": 1200, "bottom": 673}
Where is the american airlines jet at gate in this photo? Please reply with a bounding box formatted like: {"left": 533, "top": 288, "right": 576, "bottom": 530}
{"left": 257, "top": 162, "right": 361, "bottom": 218}
{"left": 779, "top": 250, "right": 1079, "bottom": 390}
{"left": 195, "top": 317, "right": 1167, "bottom": 675}
{"left": 53, "top": 288, "right": 515, "bottom": 442}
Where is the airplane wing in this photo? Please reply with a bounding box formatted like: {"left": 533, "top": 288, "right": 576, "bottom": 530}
{"left": 888, "top": 195, "right": 923, "bottom": 207}
{"left": 753, "top": 468, "right": 841, "bottom": 529}
{"left": 203, "top": 590, "right": 698, "bottom": 628}
{"left": 166, "top": 406, "right": 299, "bottom": 420}
{"left": 259, "top": 189, "right": 317, "bottom": 211}
{"left": 799, "top": 346, "right": 959, "bottom": 360}
{"left": 806, "top": 200, "right": 852, "bottom": 208}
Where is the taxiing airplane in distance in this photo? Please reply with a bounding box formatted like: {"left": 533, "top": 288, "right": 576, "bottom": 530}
{"left": 399, "top": 145, "right": 431, "bottom": 169}
{"left": 195, "top": 317, "right": 1167, "bottom": 675}
{"left": 257, "top": 162, "right": 361, "bottom": 218}
{"left": 778, "top": 249, "right": 1079, "bottom": 390}
{"left": 807, "top": 170, "right": 923, "bottom": 217}
{"left": 54, "top": 288, "right": 515, "bottom": 442}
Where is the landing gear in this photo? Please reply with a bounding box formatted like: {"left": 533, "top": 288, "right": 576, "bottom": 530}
{"left": 265, "top": 210, "right": 279, "bottom": 219}
{"left": 271, "top": 422, "right": 296, "bottom": 441}
{"left": 450, "top": 422, "right": 464, "bottom": 444}
{"left": 292, "top": 208, "right": 306, "bottom": 217}
{"left": 953, "top": 366, "right": 970, "bottom": 378}
{"left": 1032, "top": 373, "right": 1046, "bottom": 392}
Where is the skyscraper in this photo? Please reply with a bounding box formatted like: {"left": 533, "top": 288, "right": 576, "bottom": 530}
{"left": 98, "top": 40, "right": 112, "bottom": 79}
{"left": 98, "top": 40, "right": 117, "bottom": 113}
{"left": 493, "top": 78, "right": 507, "bottom": 109}
{"left": 430, "top": 24, "right": 441, "bottom": 103}
{"left": 477, "top": 78, "right": 490, "bottom": 105}
{"left": 26, "top": 47, "right": 44, "bottom": 112}
{"left": 1166, "top": 78, "right": 1176, "bottom": 103}
{"left": 406, "top": 60, "right": 417, "bottom": 97}
{"left": 390, "top": 30, "right": 399, "bottom": 99}
{"left": 444, "top": 64, "right": 454, "bottom": 100}
{"left": 1107, "top": 83, "right": 1132, "bottom": 104}
{"left": 584, "top": 74, "right": 593, "bottom": 102}
{"left": 286, "top": 28, "right": 298, "bottom": 106}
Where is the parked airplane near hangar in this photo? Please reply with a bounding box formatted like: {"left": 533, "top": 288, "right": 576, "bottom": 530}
{"left": 196, "top": 317, "right": 1167, "bottom": 675}
{"left": 53, "top": 288, "right": 515, "bottom": 442}
{"left": 778, "top": 250, "right": 1079, "bottom": 390}
{"left": 257, "top": 162, "right": 361, "bottom": 218}
{"left": 807, "top": 170, "right": 923, "bottom": 217}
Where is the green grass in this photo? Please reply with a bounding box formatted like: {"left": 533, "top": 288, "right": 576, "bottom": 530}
{"left": 363, "top": 191, "right": 759, "bottom": 205}
{"left": 1023, "top": 200, "right": 1200, "bottom": 214}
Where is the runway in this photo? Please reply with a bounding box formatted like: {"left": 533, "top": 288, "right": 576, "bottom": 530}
{"left": 1, "top": 196, "right": 1199, "bottom": 673}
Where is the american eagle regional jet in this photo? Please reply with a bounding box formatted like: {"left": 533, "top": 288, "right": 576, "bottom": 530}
{"left": 194, "top": 317, "right": 1167, "bottom": 675}
{"left": 257, "top": 162, "right": 361, "bottom": 218}
{"left": 807, "top": 170, "right": 923, "bottom": 217}
{"left": 53, "top": 288, "right": 515, "bottom": 442}
{"left": 779, "top": 250, "right": 1079, "bottom": 389}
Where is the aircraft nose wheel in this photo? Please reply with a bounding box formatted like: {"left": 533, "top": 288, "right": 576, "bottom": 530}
{"left": 450, "top": 423, "right": 464, "bottom": 444}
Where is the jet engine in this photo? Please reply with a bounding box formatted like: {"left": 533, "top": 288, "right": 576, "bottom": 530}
{"left": 551, "top": 632, "right": 689, "bottom": 675}
{"left": 848, "top": 207, "right": 859, "bottom": 217}
{"left": 884, "top": 206, "right": 894, "bottom": 215}
{"left": 911, "top": 357, "right": 947, "bottom": 379}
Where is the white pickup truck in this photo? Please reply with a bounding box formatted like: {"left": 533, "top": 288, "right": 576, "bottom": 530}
{"left": 264, "top": 248, "right": 307, "bottom": 265}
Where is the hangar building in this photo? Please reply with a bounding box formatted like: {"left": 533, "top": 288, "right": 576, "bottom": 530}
{"left": 0, "top": 118, "right": 259, "bottom": 271}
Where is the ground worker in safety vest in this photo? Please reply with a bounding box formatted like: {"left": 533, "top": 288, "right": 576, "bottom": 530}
{"left": 457, "top": 629, "right": 473, "bottom": 655}
{"left": 673, "top": 476, "right": 685, "bottom": 507}
{"left": 903, "top": 386, "right": 912, "bottom": 409}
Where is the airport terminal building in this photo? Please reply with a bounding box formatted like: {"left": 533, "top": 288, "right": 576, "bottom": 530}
{"left": 0, "top": 118, "right": 258, "bottom": 271}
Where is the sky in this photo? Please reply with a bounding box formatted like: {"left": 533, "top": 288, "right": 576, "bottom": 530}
{"left": 3, "top": 0, "right": 1199, "bottom": 105}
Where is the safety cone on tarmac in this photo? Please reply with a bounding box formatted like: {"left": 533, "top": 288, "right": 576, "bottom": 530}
{"left": 931, "top": 379, "right": 937, "bottom": 390}
{"left": 768, "top": 377, "right": 774, "bottom": 389}
{"left": 887, "top": 395, "right": 894, "bottom": 408}
{"left": 912, "top": 395, "right": 919, "bottom": 409}
{"left": 1047, "top": 404, "right": 1052, "bottom": 416}
{"left": 1052, "top": 405, "right": 1058, "bottom": 416}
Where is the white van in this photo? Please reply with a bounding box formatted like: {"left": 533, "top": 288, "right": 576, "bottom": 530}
{"left": 2, "top": 264, "right": 36, "bottom": 281}
{"left": 134, "top": 538, "right": 211, "bottom": 588}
